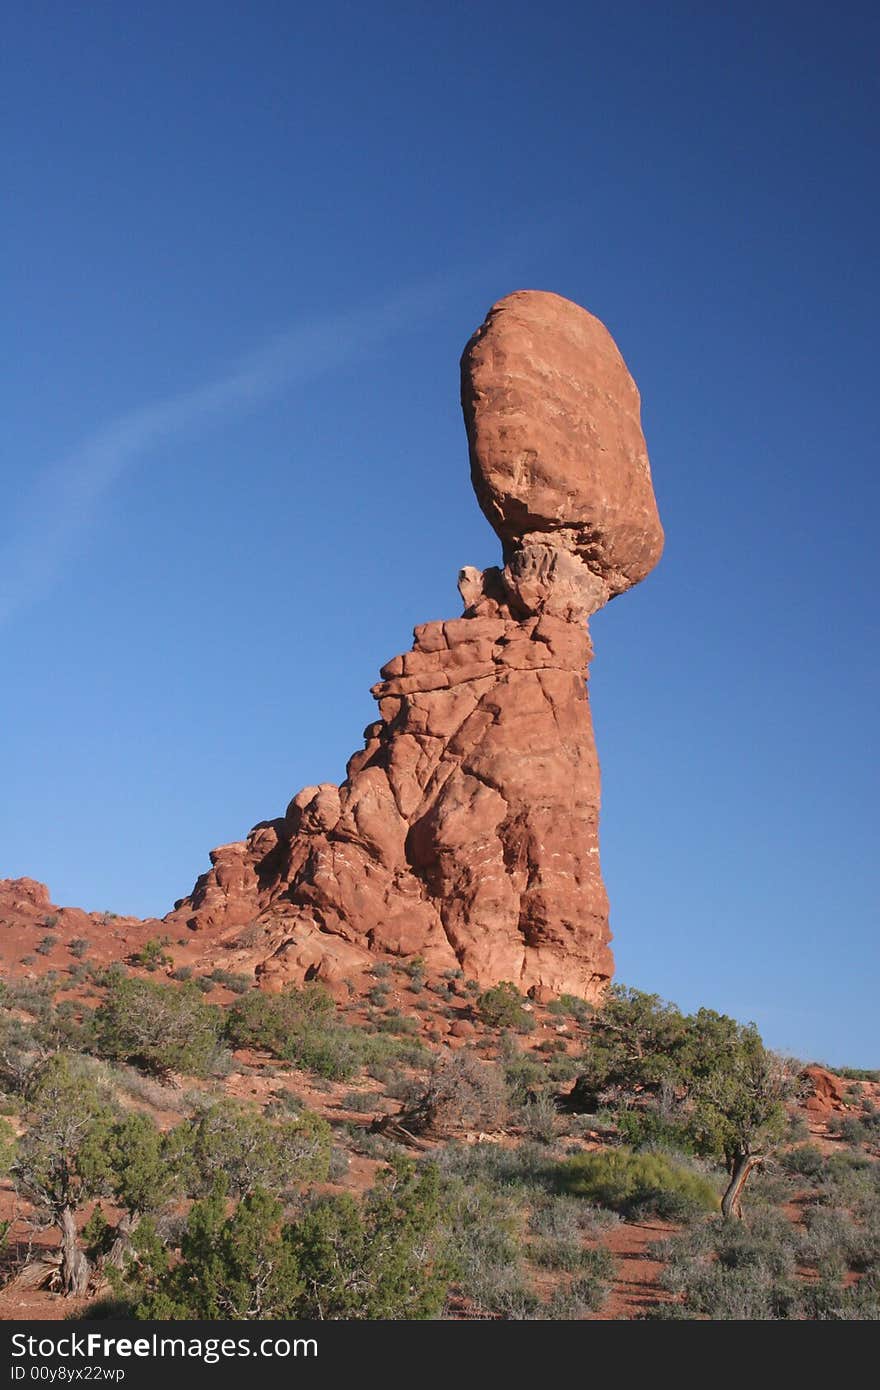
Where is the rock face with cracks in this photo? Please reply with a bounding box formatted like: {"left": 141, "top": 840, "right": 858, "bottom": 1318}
{"left": 167, "top": 291, "right": 664, "bottom": 1001}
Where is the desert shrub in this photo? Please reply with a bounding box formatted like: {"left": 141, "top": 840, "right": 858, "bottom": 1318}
{"left": 517, "top": 1091, "right": 561, "bottom": 1144}
{"left": 0, "top": 984, "right": 96, "bottom": 1080}
{"left": 785, "top": 1113, "right": 809, "bottom": 1143}
{"left": 232, "top": 922, "right": 265, "bottom": 949}
{"left": 327, "top": 1146, "right": 350, "bottom": 1181}
{"left": 433, "top": 1139, "right": 552, "bottom": 1195}
{"left": 499, "top": 1034, "right": 545, "bottom": 1103}
{"left": 376, "top": 1011, "right": 420, "bottom": 1035}
{"left": 648, "top": 1204, "right": 877, "bottom": 1320}
{"left": 528, "top": 1192, "right": 618, "bottom": 1241}
{"left": 170, "top": 965, "right": 192, "bottom": 982}
{"left": 130, "top": 938, "right": 172, "bottom": 972}
{"left": 209, "top": 968, "right": 252, "bottom": 994}
{"left": 393, "top": 1051, "right": 508, "bottom": 1136}
{"left": 0, "top": 1117, "right": 16, "bottom": 1177}
{"left": 342, "top": 1089, "right": 376, "bottom": 1114}
{"left": 676, "top": 1264, "right": 801, "bottom": 1319}
{"left": 88, "top": 961, "right": 127, "bottom": 987}
{"left": 532, "top": 1236, "right": 614, "bottom": 1276}
{"left": 819, "top": 1149, "right": 877, "bottom": 1205}
{"left": 544, "top": 1054, "right": 582, "bottom": 1083}
{"left": 181, "top": 1100, "right": 330, "bottom": 1197}
{"left": 780, "top": 1143, "right": 825, "bottom": 1177}
{"left": 367, "top": 985, "right": 389, "bottom": 1006}
{"left": 117, "top": 1139, "right": 413, "bottom": 1321}
{"left": 68, "top": 939, "right": 89, "bottom": 960}
{"left": 798, "top": 1270, "right": 880, "bottom": 1320}
{"left": 543, "top": 1271, "right": 609, "bottom": 1317}
{"left": 289, "top": 1160, "right": 449, "bottom": 1319}
{"left": 833, "top": 1067, "right": 880, "bottom": 1083}
{"left": 94, "top": 977, "right": 223, "bottom": 1077}
{"left": 342, "top": 1125, "right": 402, "bottom": 1160}
{"left": 477, "top": 982, "right": 533, "bottom": 1031}
{"left": 436, "top": 1169, "right": 528, "bottom": 1316}
{"left": 36, "top": 935, "right": 58, "bottom": 956}
{"left": 799, "top": 1205, "right": 859, "bottom": 1273}
{"left": 546, "top": 994, "right": 592, "bottom": 1023}
{"left": 130, "top": 1185, "right": 302, "bottom": 1319}
{"left": 558, "top": 1148, "right": 719, "bottom": 1218}
{"left": 614, "top": 1104, "right": 694, "bottom": 1154}
{"left": 224, "top": 982, "right": 370, "bottom": 1080}
{"left": 743, "top": 1165, "right": 799, "bottom": 1208}
{"left": 829, "top": 1114, "right": 870, "bottom": 1146}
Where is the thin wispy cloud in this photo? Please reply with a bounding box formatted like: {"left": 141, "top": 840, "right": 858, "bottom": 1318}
{"left": 0, "top": 271, "right": 468, "bottom": 628}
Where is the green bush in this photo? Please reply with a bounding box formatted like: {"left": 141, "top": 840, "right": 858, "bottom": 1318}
{"left": 94, "top": 978, "right": 223, "bottom": 1077}
{"left": 477, "top": 982, "right": 533, "bottom": 1031}
{"left": 130, "top": 938, "right": 172, "bottom": 971}
{"left": 614, "top": 1105, "right": 694, "bottom": 1154}
{"left": 131, "top": 1185, "right": 303, "bottom": 1319}
{"left": 181, "top": 1100, "right": 330, "bottom": 1197}
{"left": 558, "top": 1148, "right": 719, "bottom": 1218}
{"left": 225, "top": 983, "right": 334, "bottom": 1052}
{"left": 376, "top": 1011, "right": 420, "bottom": 1035}
{"left": 288, "top": 1161, "right": 449, "bottom": 1319}
{"left": 225, "top": 983, "right": 424, "bottom": 1081}
{"left": 546, "top": 994, "right": 592, "bottom": 1023}
{"left": 499, "top": 1035, "right": 545, "bottom": 1102}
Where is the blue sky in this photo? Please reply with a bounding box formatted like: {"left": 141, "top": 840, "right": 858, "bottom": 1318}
{"left": 3, "top": 2, "right": 877, "bottom": 1065}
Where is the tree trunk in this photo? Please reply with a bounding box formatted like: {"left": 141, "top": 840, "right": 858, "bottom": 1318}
{"left": 721, "top": 1151, "right": 761, "bottom": 1220}
{"left": 105, "top": 1211, "right": 140, "bottom": 1270}
{"left": 59, "top": 1206, "right": 91, "bottom": 1296}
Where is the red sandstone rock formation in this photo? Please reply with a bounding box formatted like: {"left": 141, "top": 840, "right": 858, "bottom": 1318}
{"left": 165, "top": 291, "right": 664, "bottom": 1000}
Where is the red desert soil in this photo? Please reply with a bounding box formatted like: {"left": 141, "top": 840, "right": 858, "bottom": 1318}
{"left": 590, "top": 1219, "right": 679, "bottom": 1320}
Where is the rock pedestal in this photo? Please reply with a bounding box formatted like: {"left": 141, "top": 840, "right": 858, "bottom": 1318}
{"left": 167, "top": 291, "right": 664, "bottom": 1000}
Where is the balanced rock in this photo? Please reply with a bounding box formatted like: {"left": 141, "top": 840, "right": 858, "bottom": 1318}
{"left": 462, "top": 290, "right": 664, "bottom": 610}
{"left": 166, "top": 291, "right": 663, "bottom": 1001}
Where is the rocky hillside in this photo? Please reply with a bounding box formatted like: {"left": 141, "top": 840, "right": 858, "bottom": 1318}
{"left": 0, "top": 878, "right": 877, "bottom": 1321}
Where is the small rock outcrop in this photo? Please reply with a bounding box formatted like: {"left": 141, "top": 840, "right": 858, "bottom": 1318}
{"left": 166, "top": 291, "right": 664, "bottom": 1000}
